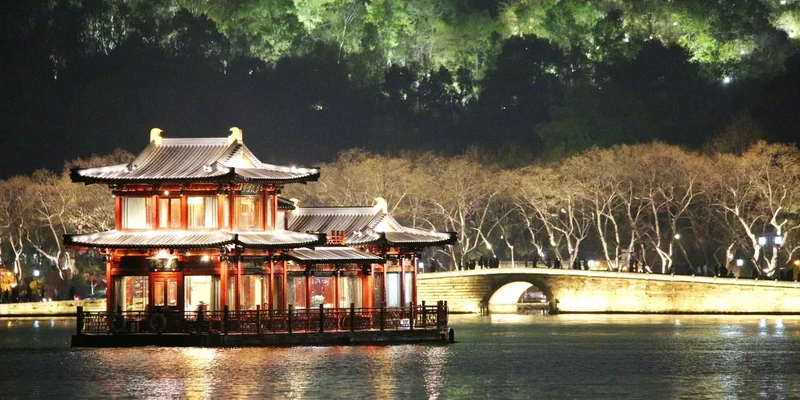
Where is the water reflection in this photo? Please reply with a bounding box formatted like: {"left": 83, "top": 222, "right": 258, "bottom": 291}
{"left": 3, "top": 315, "right": 800, "bottom": 398}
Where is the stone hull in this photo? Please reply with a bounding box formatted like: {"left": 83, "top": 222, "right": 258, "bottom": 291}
{"left": 71, "top": 329, "right": 449, "bottom": 347}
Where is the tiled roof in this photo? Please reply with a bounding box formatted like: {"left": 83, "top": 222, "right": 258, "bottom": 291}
{"left": 277, "top": 197, "right": 296, "bottom": 210}
{"left": 288, "top": 247, "right": 385, "bottom": 264}
{"left": 288, "top": 207, "right": 397, "bottom": 233}
{"left": 64, "top": 230, "right": 234, "bottom": 249}
{"left": 344, "top": 229, "right": 383, "bottom": 245}
{"left": 384, "top": 227, "right": 456, "bottom": 246}
{"left": 71, "top": 134, "right": 319, "bottom": 184}
{"left": 64, "top": 230, "right": 325, "bottom": 250}
{"left": 235, "top": 230, "right": 325, "bottom": 249}
{"left": 288, "top": 206, "right": 456, "bottom": 247}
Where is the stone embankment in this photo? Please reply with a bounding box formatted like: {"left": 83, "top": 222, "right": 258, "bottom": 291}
{"left": 0, "top": 299, "right": 105, "bottom": 317}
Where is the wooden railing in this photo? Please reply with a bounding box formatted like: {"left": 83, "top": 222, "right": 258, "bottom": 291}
{"left": 75, "top": 301, "right": 448, "bottom": 335}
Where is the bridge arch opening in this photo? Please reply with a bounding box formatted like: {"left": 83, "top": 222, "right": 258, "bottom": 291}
{"left": 487, "top": 282, "right": 549, "bottom": 314}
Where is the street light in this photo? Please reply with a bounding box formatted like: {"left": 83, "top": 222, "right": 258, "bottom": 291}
{"left": 736, "top": 259, "right": 744, "bottom": 267}
{"left": 758, "top": 236, "right": 767, "bottom": 246}
{"left": 674, "top": 233, "right": 681, "bottom": 240}
{"left": 33, "top": 269, "right": 40, "bottom": 277}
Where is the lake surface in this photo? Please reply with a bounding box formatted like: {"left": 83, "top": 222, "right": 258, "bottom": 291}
{"left": 1, "top": 314, "right": 799, "bottom": 399}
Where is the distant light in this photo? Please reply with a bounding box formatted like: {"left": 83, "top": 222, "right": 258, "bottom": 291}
{"left": 674, "top": 233, "right": 681, "bottom": 240}
{"left": 201, "top": 255, "right": 211, "bottom": 263}
{"left": 33, "top": 270, "right": 40, "bottom": 277}
{"left": 163, "top": 190, "right": 170, "bottom": 196}
{"left": 721, "top": 76, "right": 732, "bottom": 85}
{"left": 758, "top": 236, "right": 767, "bottom": 246}
{"left": 673, "top": 21, "right": 679, "bottom": 26}
{"left": 775, "top": 236, "right": 784, "bottom": 245}
{"left": 739, "top": 49, "right": 747, "bottom": 55}
{"left": 587, "top": 260, "right": 597, "bottom": 268}
{"left": 736, "top": 259, "right": 744, "bottom": 267}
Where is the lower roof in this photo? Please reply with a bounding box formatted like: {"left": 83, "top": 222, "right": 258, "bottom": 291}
{"left": 64, "top": 230, "right": 325, "bottom": 250}
{"left": 287, "top": 247, "right": 385, "bottom": 264}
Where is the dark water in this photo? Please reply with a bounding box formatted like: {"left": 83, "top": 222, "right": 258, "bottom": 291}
{"left": 1, "top": 314, "right": 800, "bottom": 399}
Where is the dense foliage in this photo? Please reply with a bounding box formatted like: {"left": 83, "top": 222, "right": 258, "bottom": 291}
{"left": 3, "top": 0, "right": 800, "bottom": 176}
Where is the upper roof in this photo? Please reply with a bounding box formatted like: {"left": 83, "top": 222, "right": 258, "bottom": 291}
{"left": 71, "top": 128, "right": 319, "bottom": 185}
{"left": 288, "top": 201, "right": 456, "bottom": 247}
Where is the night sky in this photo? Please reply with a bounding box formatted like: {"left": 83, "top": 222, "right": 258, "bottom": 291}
{"left": 2, "top": 1, "right": 800, "bottom": 178}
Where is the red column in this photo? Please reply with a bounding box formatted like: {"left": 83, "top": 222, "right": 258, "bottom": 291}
{"left": 412, "top": 254, "right": 418, "bottom": 305}
{"left": 399, "top": 257, "right": 405, "bottom": 307}
{"left": 114, "top": 197, "right": 122, "bottom": 231}
{"left": 268, "top": 255, "right": 274, "bottom": 310}
{"left": 282, "top": 260, "right": 288, "bottom": 309}
{"left": 272, "top": 190, "right": 278, "bottom": 228}
{"left": 180, "top": 195, "right": 188, "bottom": 230}
{"left": 105, "top": 256, "right": 113, "bottom": 313}
{"left": 268, "top": 190, "right": 272, "bottom": 231}
{"left": 381, "top": 264, "right": 387, "bottom": 307}
{"left": 220, "top": 259, "right": 228, "bottom": 309}
{"left": 235, "top": 257, "right": 242, "bottom": 311}
{"left": 334, "top": 271, "right": 340, "bottom": 308}
{"left": 305, "top": 270, "right": 311, "bottom": 309}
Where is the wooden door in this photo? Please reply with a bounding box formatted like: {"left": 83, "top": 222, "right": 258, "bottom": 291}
{"left": 150, "top": 272, "right": 183, "bottom": 311}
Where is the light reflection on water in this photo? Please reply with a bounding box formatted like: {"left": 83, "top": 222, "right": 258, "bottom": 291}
{"left": 1, "top": 315, "right": 800, "bottom": 398}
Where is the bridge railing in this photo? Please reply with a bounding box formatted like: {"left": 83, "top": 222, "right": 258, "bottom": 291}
{"left": 75, "top": 302, "right": 448, "bottom": 335}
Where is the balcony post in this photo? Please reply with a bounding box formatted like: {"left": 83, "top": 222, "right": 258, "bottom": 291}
{"left": 409, "top": 302, "right": 414, "bottom": 331}
{"left": 288, "top": 305, "right": 293, "bottom": 334}
{"left": 319, "top": 304, "right": 325, "bottom": 333}
{"left": 256, "top": 305, "right": 261, "bottom": 335}
{"left": 223, "top": 305, "right": 229, "bottom": 335}
{"left": 76, "top": 306, "right": 83, "bottom": 336}
{"left": 380, "top": 302, "right": 385, "bottom": 331}
{"left": 421, "top": 301, "right": 427, "bottom": 329}
{"left": 350, "top": 303, "right": 355, "bottom": 332}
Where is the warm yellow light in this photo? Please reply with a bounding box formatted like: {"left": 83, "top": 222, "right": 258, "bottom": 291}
{"left": 794, "top": 260, "right": 800, "bottom": 266}
{"left": 163, "top": 190, "right": 170, "bottom": 196}
{"left": 187, "top": 196, "right": 203, "bottom": 205}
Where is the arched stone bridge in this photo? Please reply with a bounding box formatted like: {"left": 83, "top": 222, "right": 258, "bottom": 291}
{"left": 416, "top": 268, "right": 800, "bottom": 314}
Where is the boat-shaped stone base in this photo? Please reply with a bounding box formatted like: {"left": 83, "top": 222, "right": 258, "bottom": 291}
{"left": 72, "top": 328, "right": 451, "bottom": 347}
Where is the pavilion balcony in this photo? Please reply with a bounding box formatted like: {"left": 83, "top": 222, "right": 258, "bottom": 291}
{"left": 75, "top": 302, "right": 448, "bottom": 336}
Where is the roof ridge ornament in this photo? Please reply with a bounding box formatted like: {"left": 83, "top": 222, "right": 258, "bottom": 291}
{"left": 373, "top": 197, "right": 388, "bottom": 214}
{"left": 228, "top": 127, "right": 243, "bottom": 144}
{"left": 150, "top": 128, "right": 163, "bottom": 145}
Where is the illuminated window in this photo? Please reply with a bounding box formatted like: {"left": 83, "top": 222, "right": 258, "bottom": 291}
{"left": 185, "top": 275, "right": 219, "bottom": 312}
{"left": 288, "top": 276, "right": 307, "bottom": 308}
{"left": 122, "top": 197, "right": 154, "bottom": 229}
{"left": 168, "top": 280, "right": 178, "bottom": 306}
{"left": 234, "top": 196, "right": 263, "bottom": 230}
{"left": 221, "top": 195, "right": 230, "bottom": 228}
{"left": 386, "top": 273, "right": 401, "bottom": 307}
{"left": 159, "top": 198, "right": 182, "bottom": 228}
{"left": 188, "top": 196, "right": 218, "bottom": 229}
{"left": 114, "top": 276, "right": 148, "bottom": 311}
{"left": 154, "top": 281, "right": 165, "bottom": 306}
{"left": 340, "top": 276, "right": 363, "bottom": 308}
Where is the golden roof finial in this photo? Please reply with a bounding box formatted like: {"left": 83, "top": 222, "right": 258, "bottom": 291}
{"left": 150, "top": 128, "right": 163, "bottom": 145}
{"left": 228, "top": 127, "right": 243, "bottom": 144}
